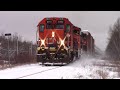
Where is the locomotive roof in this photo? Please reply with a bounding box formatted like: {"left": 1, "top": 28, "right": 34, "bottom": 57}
{"left": 81, "top": 30, "right": 89, "bottom": 35}
{"left": 81, "top": 30, "right": 93, "bottom": 37}
{"left": 45, "top": 17, "right": 68, "bottom": 19}
{"left": 37, "top": 17, "right": 72, "bottom": 26}
{"left": 82, "top": 30, "right": 89, "bottom": 32}
{"left": 73, "top": 26, "right": 81, "bottom": 31}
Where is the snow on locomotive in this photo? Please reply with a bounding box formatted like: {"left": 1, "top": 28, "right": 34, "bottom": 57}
{"left": 36, "top": 17, "right": 94, "bottom": 65}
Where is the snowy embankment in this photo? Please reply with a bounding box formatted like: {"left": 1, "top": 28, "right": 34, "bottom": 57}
{"left": 0, "top": 55, "right": 119, "bottom": 79}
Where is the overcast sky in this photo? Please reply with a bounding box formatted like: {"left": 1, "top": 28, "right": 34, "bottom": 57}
{"left": 0, "top": 11, "right": 120, "bottom": 51}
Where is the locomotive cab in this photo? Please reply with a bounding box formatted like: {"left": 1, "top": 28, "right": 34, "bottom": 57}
{"left": 80, "top": 30, "right": 94, "bottom": 55}
{"left": 80, "top": 30, "right": 89, "bottom": 52}
{"left": 72, "top": 26, "right": 81, "bottom": 58}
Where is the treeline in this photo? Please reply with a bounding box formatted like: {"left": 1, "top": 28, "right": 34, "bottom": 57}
{"left": 0, "top": 33, "right": 37, "bottom": 66}
{"left": 105, "top": 18, "right": 120, "bottom": 61}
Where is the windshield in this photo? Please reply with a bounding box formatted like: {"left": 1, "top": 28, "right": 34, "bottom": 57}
{"left": 46, "top": 24, "right": 53, "bottom": 29}
{"left": 55, "top": 20, "right": 64, "bottom": 29}
{"left": 81, "top": 33, "right": 87, "bottom": 39}
{"left": 46, "top": 20, "right": 64, "bottom": 29}
{"left": 55, "top": 24, "right": 64, "bottom": 29}
{"left": 46, "top": 20, "right": 53, "bottom": 29}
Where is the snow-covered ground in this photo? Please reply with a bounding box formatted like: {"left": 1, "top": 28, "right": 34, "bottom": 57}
{"left": 0, "top": 56, "right": 119, "bottom": 79}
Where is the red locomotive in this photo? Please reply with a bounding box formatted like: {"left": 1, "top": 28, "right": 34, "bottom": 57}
{"left": 80, "top": 30, "right": 95, "bottom": 55}
{"left": 36, "top": 17, "right": 94, "bottom": 65}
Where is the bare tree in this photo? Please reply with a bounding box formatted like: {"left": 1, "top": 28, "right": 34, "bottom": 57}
{"left": 0, "top": 32, "right": 37, "bottom": 67}
{"left": 106, "top": 18, "right": 120, "bottom": 60}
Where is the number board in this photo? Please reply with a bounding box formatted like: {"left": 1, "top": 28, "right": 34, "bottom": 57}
{"left": 46, "top": 20, "right": 53, "bottom": 24}
{"left": 57, "top": 20, "right": 64, "bottom": 24}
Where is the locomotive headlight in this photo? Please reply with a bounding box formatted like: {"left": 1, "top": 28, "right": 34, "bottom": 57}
{"left": 37, "top": 47, "right": 40, "bottom": 51}
{"left": 60, "top": 40, "right": 65, "bottom": 46}
{"left": 41, "top": 40, "right": 45, "bottom": 46}
{"left": 52, "top": 32, "right": 55, "bottom": 37}
{"left": 59, "top": 37, "right": 68, "bottom": 51}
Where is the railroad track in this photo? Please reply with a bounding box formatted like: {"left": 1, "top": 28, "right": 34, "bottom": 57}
{"left": 14, "top": 57, "right": 77, "bottom": 79}
{"left": 15, "top": 66, "right": 61, "bottom": 79}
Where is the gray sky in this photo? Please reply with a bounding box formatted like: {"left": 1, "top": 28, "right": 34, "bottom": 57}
{"left": 0, "top": 11, "right": 120, "bottom": 51}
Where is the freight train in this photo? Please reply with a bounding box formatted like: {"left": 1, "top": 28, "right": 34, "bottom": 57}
{"left": 36, "top": 17, "right": 95, "bottom": 65}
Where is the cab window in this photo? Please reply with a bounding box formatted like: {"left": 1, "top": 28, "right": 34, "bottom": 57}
{"left": 55, "top": 24, "right": 64, "bottom": 29}
{"left": 40, "top": 24, "right": 44, "bottom": 32}
{"left": 46, "top": 24, "right": 53, "bottom": 29}
{"left": 46, "top": 20, "right": 53, "bottom": 29}
{"left": 81, "top": 33, "right": 87, "bottom": 39}
{"left": 55, "top": 20, "right": 64, "bottom": 29}
{"left": 73, "top": 30, "right": 80, "bottom": 35}
{"left": 65, "top": 24, "right": 70, "bottom": 32}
